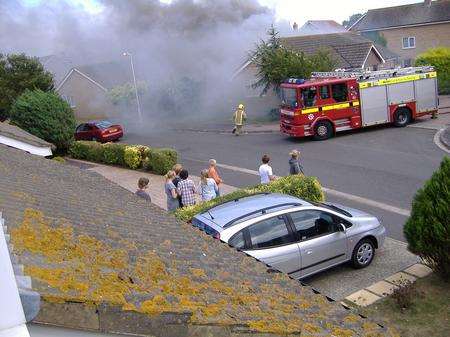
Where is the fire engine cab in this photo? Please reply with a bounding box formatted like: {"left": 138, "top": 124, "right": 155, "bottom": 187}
{"left": 280, "top": 66, "right": 438, "bottom": 140}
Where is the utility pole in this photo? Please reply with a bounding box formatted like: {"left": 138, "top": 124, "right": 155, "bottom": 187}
{"left": 123, "top": 52, "right": 142, "bottom": 122}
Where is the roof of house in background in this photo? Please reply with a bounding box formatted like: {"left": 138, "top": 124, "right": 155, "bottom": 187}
{"left": 38, "top": 54, "right": 78, "bottom": 86}
{"left": 56, "top": 60, "right": 133, "bottom": 92}
{"left": 0, "top": 122, "right": 54, "bottom": 157}
{"left": 0, "top": 144, "right": 396, "bottom": 336}
{"left": 350, "top": 0, "right": 450, "bottom": 32}
{"left": 280, "top": 32, "right": 385, "bottom": 69}
{"left": 299, "top": 20, "right": 348, "bottom": 35}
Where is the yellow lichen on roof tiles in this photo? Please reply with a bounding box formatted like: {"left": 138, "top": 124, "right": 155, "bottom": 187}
{"left": 10, "top": 208, "right": 392, "bottom": 335}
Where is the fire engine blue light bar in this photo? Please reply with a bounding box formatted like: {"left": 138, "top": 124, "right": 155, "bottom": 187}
{"left": 285, "top": 78, "right": 305, "bottom": 84}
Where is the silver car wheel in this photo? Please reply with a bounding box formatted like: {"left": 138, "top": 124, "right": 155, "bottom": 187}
{"left": 357, "top": 243, "right": 373, "bottom": 265}
{"left": 317, "top": 125, "right": 328, "bottom": 136}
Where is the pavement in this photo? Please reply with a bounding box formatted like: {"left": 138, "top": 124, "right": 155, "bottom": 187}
{"left": 65, "top": 159, "right": 421, "bottom": 302}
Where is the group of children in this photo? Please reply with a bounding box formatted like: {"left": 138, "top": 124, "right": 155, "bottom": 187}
{"left": 135, "top": 159, "right": 223, "bottom": 211}
{"left": 135, "top": 150, "right": 304, "bottom": 211}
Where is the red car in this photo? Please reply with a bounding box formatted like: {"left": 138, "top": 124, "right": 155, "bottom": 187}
{"left": 75, "top": 120, "right": 123, "bottom": 142}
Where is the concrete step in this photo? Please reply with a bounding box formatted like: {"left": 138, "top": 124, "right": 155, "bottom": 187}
{"left": 13, "top": 263, "right": 24, "bottom": 276}
{"left": 19, "top": 288, "right": 41, "bottom": 322}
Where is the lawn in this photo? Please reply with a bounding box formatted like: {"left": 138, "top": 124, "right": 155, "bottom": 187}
{"left": 361, "top": 274, "right": 450, "bottom": 337}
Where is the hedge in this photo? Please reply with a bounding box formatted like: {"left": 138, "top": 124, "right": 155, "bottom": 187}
{"left": 174, "top": 175, "right": 325, "bottom": 222}
{"left": 69, "top": 141, "right": 177, "bottom": 175}
{"left": 404, "top": 157, "right": 450, "bottom": 280}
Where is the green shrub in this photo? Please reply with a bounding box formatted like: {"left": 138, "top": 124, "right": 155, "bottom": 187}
{"left": 102, "top": 143, "right": 126, "bottom": 165}
{"left": 145, "top": 148, "right": 178, "bottom": 175}
{"left": 9, "top": 89, "right": 76, "bottom": 152}
{"left": 174, "top": 175, "right": 324, "bottom": 221}
{"left": 52, "top": 156, "right": 65, "bottom": 163}
{"left": 69, "top": 141, "right": 91, "bottom": 160}
{"left": 404, "top": 157, "right": 450, "bottom": 280}
{"left": 416, "top": 47, "right": 450, "bottom": 94}
{"left": 123, "top": 146, "right": 142, "bottom": 169}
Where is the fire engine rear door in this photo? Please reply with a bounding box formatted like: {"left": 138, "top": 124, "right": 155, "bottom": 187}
{"left": 359, "top": 85, "right": 389, "bottom": 126}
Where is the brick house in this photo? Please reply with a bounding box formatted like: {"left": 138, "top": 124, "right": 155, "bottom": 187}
{"left": 350, "top": 0, "right": 450, "bottom": 66}
{"left": 232, "top": 32, "right": 398, "bottom": 119}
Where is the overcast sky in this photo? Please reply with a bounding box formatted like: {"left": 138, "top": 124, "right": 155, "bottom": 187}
{"left": 23, "top": 0, "right": 424, "bottom": 25}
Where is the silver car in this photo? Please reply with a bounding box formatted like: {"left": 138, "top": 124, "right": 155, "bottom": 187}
{"left": 192, "top": 193, "right": 386, "bottom": 279}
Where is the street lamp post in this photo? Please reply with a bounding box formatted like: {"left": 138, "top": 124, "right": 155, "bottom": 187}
{"left": 123, "top": 52, "right": 143, "bottom": 122}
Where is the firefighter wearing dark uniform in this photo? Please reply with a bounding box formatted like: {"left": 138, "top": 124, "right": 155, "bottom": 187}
{"left": 232, "top": 103, "right": 247, "bottom": 136}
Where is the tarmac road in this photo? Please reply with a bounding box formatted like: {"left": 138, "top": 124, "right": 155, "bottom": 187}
{"left": 123, "top": 123, "right": 447, "bottom": 242}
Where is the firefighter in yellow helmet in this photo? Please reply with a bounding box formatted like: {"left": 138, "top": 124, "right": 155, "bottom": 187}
{"left": 232, "top": 103, "right": 247, "bottom": 136}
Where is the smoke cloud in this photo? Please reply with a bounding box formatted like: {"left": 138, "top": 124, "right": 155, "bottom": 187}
{"left": 1, "top": 0, "right": 289, "bottom": 128}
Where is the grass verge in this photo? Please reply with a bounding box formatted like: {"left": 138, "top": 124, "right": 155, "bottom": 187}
{"left": 361, "top": 274, "right": 450, "bottom": 337}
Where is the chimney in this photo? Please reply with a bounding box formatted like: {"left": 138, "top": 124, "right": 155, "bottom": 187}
{"left": 424, "top": 0, "right": 432, "bottom": 7}
{"left": 292, "top": 22, "right": 298, "bottom": 31}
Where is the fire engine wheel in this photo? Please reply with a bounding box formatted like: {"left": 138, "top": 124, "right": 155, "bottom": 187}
{"left": 313, "top": 121, "right": 333, "bottom": 140}
{"left": 393, "top": 108, "right": 411, "bottom": 127}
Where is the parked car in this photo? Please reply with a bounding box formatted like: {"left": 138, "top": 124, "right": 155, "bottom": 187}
{"left": 192, "top": 193, "right": 386, "bottom": 279}
{"left": 75, "top": 120, "right": 123, "bottom": 142}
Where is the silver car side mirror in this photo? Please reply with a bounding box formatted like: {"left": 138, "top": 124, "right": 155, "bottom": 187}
{"left": 339, "top": 223, "right": 347, "bottom": 232}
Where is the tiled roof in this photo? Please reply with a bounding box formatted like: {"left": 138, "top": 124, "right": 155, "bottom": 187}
{"left": 280, "top": 32, "right": 378, "bottom": 69}
{"left": 0, "top": 122, "right": 55, "bottom": 149}
{"left": 0, "top": 145, "right": 395, "bottom": 336}
{"left": 351, "top": 0, "right": 450, "bottom": 31}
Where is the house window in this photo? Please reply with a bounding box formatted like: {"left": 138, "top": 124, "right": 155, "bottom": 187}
{"left": 402, "top": 37, "right": 415, "bottom": 49}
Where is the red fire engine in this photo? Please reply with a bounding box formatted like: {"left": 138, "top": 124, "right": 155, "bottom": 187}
{"left": 280, "top": 66, "right": 438, "bottom": 140}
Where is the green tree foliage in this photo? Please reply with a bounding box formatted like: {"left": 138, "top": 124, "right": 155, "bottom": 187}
{"left": 342, "top": 13, "right": 363, "bottom": 29}
{"left": 0, "top": 53, "right": 54, "bottom": 120}
{"left": 108, "top": 81, "right": 148, "bottom": 105}
{"left": 404, "top": 157, "right": 450, "bottom": 280}
{"left": 250, "top": 26, "right": 337, "bottom": 95}
{"left": 9, "top": 89, "right": 76, "bottom": 152}
{"left": 416, "top": 47, "right": 450, "bottom": 94}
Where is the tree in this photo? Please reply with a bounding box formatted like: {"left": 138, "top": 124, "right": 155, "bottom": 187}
{"left": 249, "top": 26, "right": 337, "bottom": 95}
{"left": 9, "top": 89, "right": 76, "bottom": 152}
{"left": 0, "top": 53, "right": 54, "bottom": 121}
{"left": 404, "top": 157, "right": 450, "bottom": 280}
{"left": 342, "top": 13, "right": 363, "bottom": 29}
{"left": 108, "top": 81, "right": 148, "bottom": 106}
{"left": 416, "top": 47, "right": 450, "bottom": 94}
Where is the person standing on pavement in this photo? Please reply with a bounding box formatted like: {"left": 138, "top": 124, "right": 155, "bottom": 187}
{"left": 259, "top": 154, "right": 276, "bottom": 184}
{"left": 289, "top": 150, "right": 304, "bottom": 175}
{"left": 177, "top": 169, "right": 197, "bottom": 207}
{"left": 164, "top": 170, "right": 179, "bottom": 212}
{"left": 207, "top": 159, "right": 223, "bottom": 196}
{"left": 198, "top": 169, "right": 218, "bottom": 201}
{"left": 135, "top": 177, "right": 152, "bottom": 202}
{"left": 172, "top": 163, "right": 183, "bottom": 207}
{"left": 232, "top": 103, "right": 247, "bottom": 136}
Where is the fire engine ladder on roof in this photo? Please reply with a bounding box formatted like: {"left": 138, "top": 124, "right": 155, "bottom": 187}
{"left": 311, "top": 66, "right": 435, "bottom": 81}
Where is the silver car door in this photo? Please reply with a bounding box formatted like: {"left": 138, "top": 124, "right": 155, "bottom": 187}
{"left": 243, "top": 215, "right": 300, "bottom": 275}
{"left": 288, "top": 210, "right": 347, "bottom": 278}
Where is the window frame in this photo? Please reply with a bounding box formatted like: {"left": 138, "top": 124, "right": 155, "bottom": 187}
{"left": 285, "top": 209, "right": 345, "bottom": 242}
{"left": 402, "top": 36, "right": 416, "bottom": 49}
{"left": 244, "top": 214, "right": 297, "bottom": 251}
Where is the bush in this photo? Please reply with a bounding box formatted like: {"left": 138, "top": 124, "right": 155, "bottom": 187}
{"left": 9, "top": 89, "right": 76, "bottom": 152}
{"left": 416, "top": 47, "right": 450, "bottom": 94}
{"left": 145, "top": 148, "right": 178, "bottom": 175}
{"left": 391, "top": 279, "right": 420, "bottom": 310}
{"left": 102, "top": 143, "right": 127, "bottom": 165}
{"left": 404, "top": 157, "right": 450, "bottom": 280}
{"left": 123, "top": 146, "right": 142, "bottom": 169}
{"left": 174, "top": 175, "right": 324, "bottom": 221}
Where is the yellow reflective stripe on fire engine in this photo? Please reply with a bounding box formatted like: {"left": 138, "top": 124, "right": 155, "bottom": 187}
{"left": 359, "top": 71, "right": 437, "bottom": 89}
{"left": 300, "top": 100, "right": 359, "bottom": 114}
{"left": 302, "top": 107, "right": 319, "bottom": 114}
